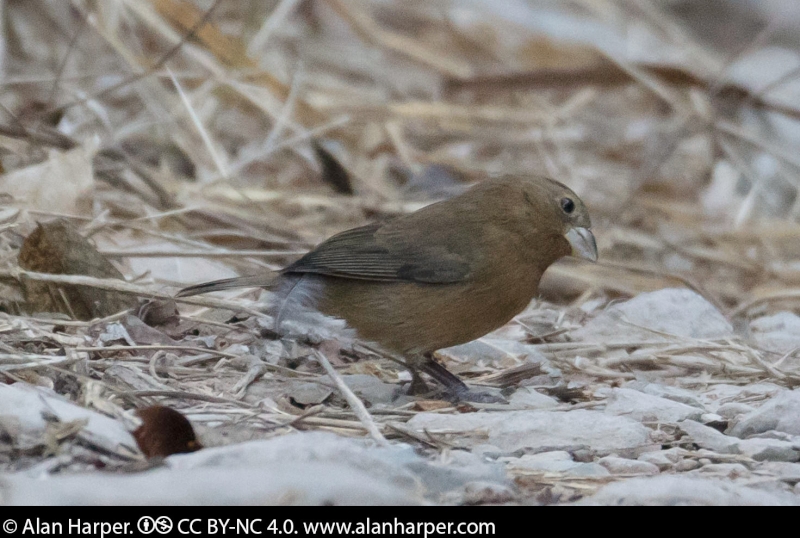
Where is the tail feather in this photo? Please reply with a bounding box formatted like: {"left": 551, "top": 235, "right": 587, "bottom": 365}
{"left": 176, "top": 273, "right": 278, "bottom": 297}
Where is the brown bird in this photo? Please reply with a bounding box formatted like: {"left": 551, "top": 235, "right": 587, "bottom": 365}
{"left": 178, "top": 175, "right": 597, "bottom": 400}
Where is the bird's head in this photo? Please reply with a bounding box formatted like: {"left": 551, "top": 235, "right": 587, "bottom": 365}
{"left": 517, "top": 176, "right": 598, "bottom": 263}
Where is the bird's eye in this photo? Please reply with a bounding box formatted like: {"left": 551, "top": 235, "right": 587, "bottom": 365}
{"left": 560, "top": 197, "right": 575, "bottom": 214}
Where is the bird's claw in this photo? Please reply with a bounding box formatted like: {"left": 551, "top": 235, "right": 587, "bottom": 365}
{"left": 451, "top": 388, "right": 507, "bottom": 404}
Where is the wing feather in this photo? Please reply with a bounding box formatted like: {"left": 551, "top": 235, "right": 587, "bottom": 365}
{"left": 283, "top": 223, "right": 470, "bottom": 284}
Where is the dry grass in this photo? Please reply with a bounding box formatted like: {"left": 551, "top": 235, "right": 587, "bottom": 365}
{"left": 1, "top": 0, "right": 800, "bottom": 500}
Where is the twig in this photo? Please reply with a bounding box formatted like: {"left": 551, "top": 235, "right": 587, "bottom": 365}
{"left": 716, "top": 119, "right": 800, "bottom": 173}
{"left": 46, "top": 10, "right": 89, "bottom": 105}
{"left": 167, "top": 66, "right": 229, "bottom": 179}
{"left": 117, "top": 390, "right": 253, "bottom": 406}
{"left": 731, "top": 289, "right": 800, "bottom": 317}
{"left": 313, "top": 350, "right": 388, "bottom": 447}
{"left": 99, "top": 249, "right": 304, "bottom": 258}
{"left": 325, "top": 0, "right": 473, "bottom": 79}
{"left": 46, "top": 0, "right": 224, "bottom": 118}
{"left": 247, "top": 0, "right": 303, "bottom": 55}
{"left": 0, "top": 268, "right": 267, "bottom": 317}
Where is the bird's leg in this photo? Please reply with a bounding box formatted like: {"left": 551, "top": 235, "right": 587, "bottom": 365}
{"left": 421, "top": 353, "right": 506, "bottom": 404}
{"left": 419, "top": 354, "right": 468, "bottom": 393}
{"left": 354, "top": 343, "right": 502, "bottom": 401}
{"left": 407, "top": 369, "right": 431, "bottom": 395}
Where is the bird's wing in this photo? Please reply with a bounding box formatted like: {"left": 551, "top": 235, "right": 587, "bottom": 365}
{"left": 283, "top": 223, "right": 470, "bottom": 284}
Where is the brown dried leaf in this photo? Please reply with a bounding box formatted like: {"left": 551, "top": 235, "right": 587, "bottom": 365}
{"left": 18, "top": 220, "right": 137, "bottom": 320}
{"left": 313, "top": 141, "right": 355, "bottom": 195}
{"left": 150, "top": 0, "right": 323, "bottom": 125}
{"left": 133, "top": 406, "right": 202, "bottom": 459}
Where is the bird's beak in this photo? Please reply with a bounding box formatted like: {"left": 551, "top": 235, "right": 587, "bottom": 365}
{"left": 565, "top": 227, "right": 598, "bottom": 262}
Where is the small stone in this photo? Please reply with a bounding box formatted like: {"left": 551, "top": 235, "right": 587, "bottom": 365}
{"left": 716, "top": 403, "right": 755, "bottom": 420}
{"left": 598, "top": 456, "right": 659, "bottom": 475}
{"left": 572, "top": 288, "right": 733, "bottom": 342}
{"left": 625, "top": 381, "right": 704, "bottom": 408}
{"left": 471, "top": 444, "right": 503, "bottom": 457}
{"left": 284, "top": 382, "right": 332, "bottom": 406}
{"left": 567, "top": 463, "right": 610, "bottom": 477}
{"left": 699, "top": 384, "right": 782, "bottom": 414}
{"left": 649, "top": 430, "right": 672, "bottom": 444}
{"left": 638, "top": 452, "right": 674, "bottom": 471}
{"left": 736, "top": 438, "right": 800, "bottom": 462}
{"left": 570, "top": 448, "right": 595, "bottom": 463}
{"left": 757, "top": 462, "right": 800, "bottom": 481}
{"left": 675, "top": 459, "right": 701, "bottom": 472}
{"left": 341, "top": 374, "right": 398, "bottom": 405}
{"left": 462, "top": 482, "right": 516, "bottom": 505}
{"left": 605, "top": 388, "right": 704, "bottom": 424}
{"left": 729, "top": 391, "right": 800, "bottom": 438}
{"left": 507, "top": 451, "right": 610, "bottom": 476}
{"left": 679, "top": 420, "right": 739, "bottom": 453}
{"left": 749, "top": 430, "right": 794, "bottom": 441}
{"left": 697, "top": 463, "right": 751, "bottom": 479}
{"left": 749, "top": 312, "right": 800, "bottom": 355}
{"left": 409, "top": 450, "right": 508, "bottom": 495}
{"left": 516, "top": 451, "right": 573, "bottom": 463}
{"left": 508, "top": 387, "right": 558, "bottom": 409}
{"left": 661, "top": 447, "right": 691, "bottom": 463}
{"left": 578, "top": 475, "right": 799, "bottom": 506}
{"left": 701, "top": 413, "right": 724, "bottom": 424}
{"left": 505, "top": 451, "right": 578, "bottom": 473}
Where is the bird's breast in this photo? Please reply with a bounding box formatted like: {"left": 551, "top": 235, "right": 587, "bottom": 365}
{"left": 301, "top": 271, "right": 541, "bottom": 355}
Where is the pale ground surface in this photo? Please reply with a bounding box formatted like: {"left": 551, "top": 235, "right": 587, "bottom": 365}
{"left": 1, "top": 0, "right": 800, "bottom": 505}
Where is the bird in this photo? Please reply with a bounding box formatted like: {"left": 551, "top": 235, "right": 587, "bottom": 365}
{"left": 177, "top": 175, "right": 597, "bottom": 400}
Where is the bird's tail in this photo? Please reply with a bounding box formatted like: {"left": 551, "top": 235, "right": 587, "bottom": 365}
{"left": 175, "top": 272, "right": 279, "bottom": 297}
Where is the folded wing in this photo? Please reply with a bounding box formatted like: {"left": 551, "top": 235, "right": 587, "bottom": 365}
{"left": 283, "top": 223, "right": 470, "bottom": 284}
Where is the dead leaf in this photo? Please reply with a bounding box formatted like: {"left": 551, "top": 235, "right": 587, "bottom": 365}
{"left": 18, "top": 220, "right": 138, "bottom": 320}
{"left": 133, "top": 405, "right": 202, "bottom": 459}
{"left": 313, "top": 140, "right": 354, "bottom": 195}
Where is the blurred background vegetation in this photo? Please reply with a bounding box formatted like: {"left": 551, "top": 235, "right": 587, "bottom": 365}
{"left": 1, "top": 0, "right": 799, "bottom": 314}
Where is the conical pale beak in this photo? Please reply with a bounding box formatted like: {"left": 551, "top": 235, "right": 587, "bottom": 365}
{"left": 565, "top": 227, "right": 598, "bottom": 262}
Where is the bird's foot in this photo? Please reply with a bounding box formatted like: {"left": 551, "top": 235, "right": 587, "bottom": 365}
{"left": 415, "top": 358, "right": 507, "bottom": 403}
{"left": 405, "top": 381, "right": 506, "bottom": 403}
{"left": 448, "top": 387, "right": 507, "bottom": 404}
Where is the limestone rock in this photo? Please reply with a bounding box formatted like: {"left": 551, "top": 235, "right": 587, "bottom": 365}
{"left": 572, "top": 288, "right": 733, "bottom": 342}
{"left": 729, "top": 391, "right": 800, "bottom": 438}
{"left": 578, "top": 475, "right": 799, "bottom": 506}
{"left": 605, "top": 388, "right": 704, "bottom": 424}
{"left": 750, "top": 312, "right": 800, "bottom": 355}
{"left": 407, "top": 409, "right": 650, "bottom": 456}
{"left": 598, "top": 456, "right": 660, "bottom": 475}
